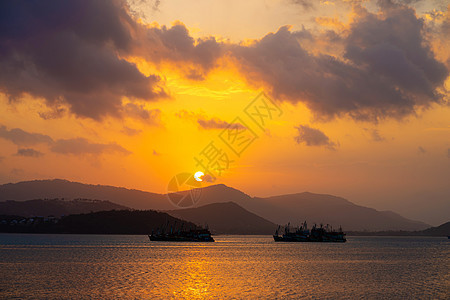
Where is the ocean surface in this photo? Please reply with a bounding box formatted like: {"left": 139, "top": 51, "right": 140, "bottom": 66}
{"left": 0, "top": 234, "right": 448, "bottom": 299}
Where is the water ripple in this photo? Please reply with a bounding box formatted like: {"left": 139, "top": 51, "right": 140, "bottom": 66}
{"left": 0, "top": 235, "right": 448, "bottom": 299}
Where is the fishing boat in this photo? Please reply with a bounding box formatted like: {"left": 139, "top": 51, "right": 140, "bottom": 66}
{"left": 273, "top": 221, "right": 346, "bottom": 243}
{"left": 273, "top": 221, "right": 310, "bottom": 242}
{"left": 149, "top": 223, "right": 214, "bottom": 242}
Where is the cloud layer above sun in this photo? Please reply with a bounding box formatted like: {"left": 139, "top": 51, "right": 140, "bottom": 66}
{"left": 0, "top": 0, "right": 448, "bottom": 122}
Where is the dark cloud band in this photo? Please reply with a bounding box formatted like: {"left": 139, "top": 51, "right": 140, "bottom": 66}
{"left": 231, "top": 2, "right": 448, "bottom": 121}
{"left": 294, "top": 124, "right": 336, "bottom": 150}
{"left": 0, "top": 124, "right": 130, "bottom": 156}
{"left": 0, "top": 0, "right": 166, "bottom": 120}
{"left": 0, "top": 0, "right": 448, "bottom": 122}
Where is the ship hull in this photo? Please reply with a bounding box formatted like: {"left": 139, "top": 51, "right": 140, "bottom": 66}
{"left": 273, "top": 235, "right": 284, "bottom": 242}
{"left": 273, "top": 236, "right": 346, "bottom": 243}
{"left": 148, "top": 235, "right": 214, "bottom": 242}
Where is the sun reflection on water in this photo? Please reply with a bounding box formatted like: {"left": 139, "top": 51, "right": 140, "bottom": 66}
{"left": 0, "top": 236, "right": 448, "bottom": 299}
{"left": 174, "top": 258, "right": 212, "bottom": 299}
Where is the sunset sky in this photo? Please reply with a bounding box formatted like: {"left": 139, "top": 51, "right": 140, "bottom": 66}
{"left": 0, "top": 0, "right": 449, "bottom": 225}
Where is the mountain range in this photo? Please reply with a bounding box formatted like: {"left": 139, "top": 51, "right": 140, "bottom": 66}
{"left": 0, "top": 179, "right": 168, "bottom": 210}
{"left": 0, "top": 210, "right": 197, "bottom": 235}
{"left": 167, "top": 202, "right": 277, "bottom": 234}
{"left": 421, "top": 221, "right": 450, "bottom": 237}
{"left": 0, "top": 179, "right": 432, "bottom": 231}
{"left": 166, "top": 184, "right": 430, "bottom": 231}
{"left": 0, "top": 199, "right": 128, "bottom": 217}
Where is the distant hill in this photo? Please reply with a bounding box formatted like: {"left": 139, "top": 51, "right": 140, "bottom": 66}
{"left": 0, "top": 179, "right": 431, "bottom": 231}
{"left": 347, "top": 221, "right": 450, "bottom": 236}
{"left": 167, "top": 202, "right": 277, "bottom": 234}
{"left": 0, "top": 210, "right": 197, "bottom": 234}
{"left": 422, "top": 221, "right": 450, "bottom": 236}
{"left": 177, "top": 185, "right": 430, "bottom": 231}
{"left": 251, "top": 192, "right": 430, "bottom": 231}
{"left": 0, "top": 179, "right": 170, "bottom": 210}
{"left": 0, "top": 199, "right": 129, "bottom": 217}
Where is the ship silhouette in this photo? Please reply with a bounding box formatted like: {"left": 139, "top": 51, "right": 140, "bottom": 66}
{"left": 273, "top": 221, "right": 346, "bottom": 243}
{"left": 149, "top": 221, "right": 214, "bottom": 242}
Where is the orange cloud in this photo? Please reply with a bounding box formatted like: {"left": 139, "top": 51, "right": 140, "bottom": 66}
{"left": 176, "top": 110, "right": 246, "bottom": 130}
{"left": 315, "top": 16, "right": 346, "bottom": 31}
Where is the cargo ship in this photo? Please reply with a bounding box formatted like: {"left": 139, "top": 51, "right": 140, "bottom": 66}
{"left": 273, "top": 221, "right": 346, "bottom": 243}
{"left": 149, "top": 223, "right": 214, "bottom": 242}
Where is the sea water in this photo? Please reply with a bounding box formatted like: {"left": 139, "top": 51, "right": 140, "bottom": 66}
{"left": 0, "top": 234, "right": 448, "bottom": 299}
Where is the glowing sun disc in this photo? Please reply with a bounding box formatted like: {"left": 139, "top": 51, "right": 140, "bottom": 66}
{"left": 194, "top": 171, "right": 204, "bottom": 182}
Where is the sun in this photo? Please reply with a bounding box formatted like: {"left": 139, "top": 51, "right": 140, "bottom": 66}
{"left": 194, "top": 171, "right": 204, "bottom": 182}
